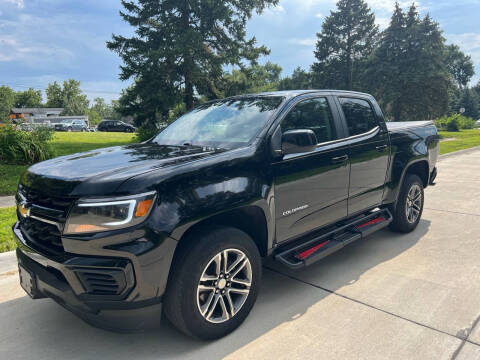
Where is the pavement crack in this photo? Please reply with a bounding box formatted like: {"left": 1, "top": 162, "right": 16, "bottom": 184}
{"left": 451, "top": 315, "right": 480, "bottom": 360}
{"left": 424, "top": 208, "right": 480, "bottom": 217}
{"left": 264, "top": 266, "right": 468, "bottom": 345}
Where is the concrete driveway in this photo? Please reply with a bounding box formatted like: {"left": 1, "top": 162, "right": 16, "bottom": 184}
{"left": 1, "top": 149, "right": 480, "bottom": 359}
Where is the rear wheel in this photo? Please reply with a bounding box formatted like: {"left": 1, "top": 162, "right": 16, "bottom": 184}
{"left": 389, "top": 174, "right": 424, "bottom": 233}
{"left": 164, "top": 226, "right": 262, "bottom": 340}
{"left": 67, "top": 127, "right": 72, "bottom": 132}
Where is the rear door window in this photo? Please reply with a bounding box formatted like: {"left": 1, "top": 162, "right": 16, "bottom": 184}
{"left": 339, "top": 98, "right": 378, "bottom": 136}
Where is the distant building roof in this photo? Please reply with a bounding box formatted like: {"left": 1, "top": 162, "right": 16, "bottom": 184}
{"left": 11, "top": 108, "right": 64, "bottom": 116}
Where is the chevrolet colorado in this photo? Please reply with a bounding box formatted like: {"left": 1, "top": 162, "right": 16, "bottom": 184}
{"left": 14, "top": 90, "right": 439, "bottom": 339}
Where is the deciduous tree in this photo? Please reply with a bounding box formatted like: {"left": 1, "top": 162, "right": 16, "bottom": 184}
{"left": 0, "top": 86, "right": 16, "bottom": 121}
{"left": 15, "top": 88, "right": 43, "bottom": 108}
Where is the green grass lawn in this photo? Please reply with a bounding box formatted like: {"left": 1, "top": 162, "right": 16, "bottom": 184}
{"left": 438, "top": 129, "right": 480, "bottom": 155}
{"left": 0, "top": 207, "right": 16, "bottom": 253}
{"left": 0, "top": 132, "right": 136, "bottom": 196}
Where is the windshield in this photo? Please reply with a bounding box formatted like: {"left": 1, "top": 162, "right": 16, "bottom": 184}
{"left": 153, "top": 96, "right": 284, "bottom": 149}
{"left": 61, "top": 119, "right": 71, "bottom": 124}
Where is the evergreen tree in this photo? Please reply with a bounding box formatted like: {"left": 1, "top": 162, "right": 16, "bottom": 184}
{"left": 312, "top": 0, "right": 378, "bottom": 90}
{"left": 212, "top": 62, "right": 282, "bottom": 98}
{"left": 459, "top": 89, "right": 479, "bottom": 119}
{"left": 108, "top": 0, "right": 278, "bottom": 128}
{"left": 278, "top": 67, "right": 312, "bottom": 90}
{"left": 367, "top": 3, "right": 450, "bottom": 121}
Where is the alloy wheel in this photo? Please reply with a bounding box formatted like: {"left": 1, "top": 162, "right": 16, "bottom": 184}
{"left": 196, "top": 249, "right": 252, "bottom": 324}
{"left": 405, "top": 184, "right": 422, "bottom": 224}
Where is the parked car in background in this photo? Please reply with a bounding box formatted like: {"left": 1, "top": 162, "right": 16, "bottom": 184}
{"left": 476, "top": 119, "right": 480, "bottom": 128}
{"left": 54, "top": 119, "right": 88, "bottom": 132}
{"left": 97, "top": 120, "right": 136, "bottom": 133}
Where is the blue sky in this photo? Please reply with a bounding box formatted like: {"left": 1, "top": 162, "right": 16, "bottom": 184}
{"left": 1, "top": 0, "right": 479, "bottom": 104}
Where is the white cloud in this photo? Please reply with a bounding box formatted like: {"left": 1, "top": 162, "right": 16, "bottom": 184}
{"left": 446, "top": 33, "right": 480, "bottom": 63}
{"left": 1, "top": 0, "right": 24, "bottom": 8}
{"left": 315, "top": 13, "right": 323, "bottom": 19}
{"left": 376, "top": 17, "right": 390, "bottom": 30}
{"left": 264, "top": 4, "right": 285, "bottom": 15}
{"left": 366, "top": 0, "right": 426, "bottom": 12}
{"left": 288, "top": 38, "right": 317, "bottom": 47}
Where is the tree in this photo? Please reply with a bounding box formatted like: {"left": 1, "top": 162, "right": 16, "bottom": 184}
{"left": 312, "top": 0, "right": 378, "bottom": 90}
{"left": 15, "top": 88, "right": 43, "bottom": 108}
{"left": 46, "top": 81, "right": 63, "bottom": 108}
{"left": 108, "top": 0, "right": 278, "bottom": 128}
{"left": 0, "top": 86, "right": 16, "bottom": 122}
{"left": 212, "top": 62, "right": 282, "bottom": 98}
{"left": 91, "top": 97, "right": 115, "bottom": 119}
{"left": 445, "top": 44, "right": 475, "bottom": 89}
{"left": 86, "top": 109, "right": 102, "bottom": 125}
{"left": 367, "top": 4, "right": 450, "bottom": 121}
{"left": 279, "top": 67, "right": 312, "bottom": 90}
{"left": 61, "top": 80, "right": 89, "bottom": 116}
{"left": 459, "top": 89, "right": 479, "bottom": 119}
{"left": 46, "top": 80, "right": 89, "bottom": 115}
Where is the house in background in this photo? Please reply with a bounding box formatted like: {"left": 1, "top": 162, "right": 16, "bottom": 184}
{"left": 10, "top": 108, "right": 89, "bottom": 128}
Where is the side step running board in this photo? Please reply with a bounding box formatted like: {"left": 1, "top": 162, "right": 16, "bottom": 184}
{"left": 275, "top": 208, "right": 393, "bottom": 269}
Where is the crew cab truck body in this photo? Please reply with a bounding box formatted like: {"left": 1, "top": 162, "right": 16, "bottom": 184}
{"left": 14, "top": 90, "right": 439, "bottom": 339}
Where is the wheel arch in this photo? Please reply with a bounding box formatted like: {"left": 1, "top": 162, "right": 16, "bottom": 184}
{"left": 389, "top": 159, "right": 429, "bottom": 210}
{"left": 172, "top": 205, "right": 270, "bottom": 260}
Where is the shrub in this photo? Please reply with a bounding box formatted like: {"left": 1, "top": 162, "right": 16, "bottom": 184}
{"left": 434, "top": 114, "right": 475, "bottom": 132}
{"left": 458, "top": 116, "right": 476, "bottom": 130}
{"left": 446, "top": 116, "right": 460, "bottom": 132}
{"left": 0, "top": 125, "right": 55, "bottom": 165}
{"left": 135, "top": 125, "right": 160, "bottom": 142}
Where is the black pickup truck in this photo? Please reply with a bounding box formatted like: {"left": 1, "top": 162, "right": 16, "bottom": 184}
{"left": 14, "top": 90, "right": 439, "bottom": 340}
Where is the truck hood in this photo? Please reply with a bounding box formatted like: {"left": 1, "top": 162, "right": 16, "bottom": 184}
{"left": 20, "top": 143, "right": 224, "bottom": 197}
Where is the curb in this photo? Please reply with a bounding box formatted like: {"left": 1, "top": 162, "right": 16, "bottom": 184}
{"left": 0, "top": 250, "right": 17, "bottom": 274}
{"left": 439, "top": 146, "right": 480, "bottom": 161}
{"left": 0, "top": 196, "right": 15, "bottom": 209}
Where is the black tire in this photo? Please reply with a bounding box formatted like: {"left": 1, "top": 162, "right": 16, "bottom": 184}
{"left": 389, "top": 174, "right": 424, "bottom": 233}
{"left": 164, "top": 226, "right": 262, "bottom": 340}
{"left": 67, "top": 127, "right": 72, "bottom": 132}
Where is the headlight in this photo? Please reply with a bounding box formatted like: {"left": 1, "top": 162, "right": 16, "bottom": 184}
{"left": 64, "top": 192, "right": 156, "bottom": 234}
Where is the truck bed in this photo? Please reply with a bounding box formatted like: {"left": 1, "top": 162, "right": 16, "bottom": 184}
{"left": 386, "top": 121, "right": 434, "bottom": 132}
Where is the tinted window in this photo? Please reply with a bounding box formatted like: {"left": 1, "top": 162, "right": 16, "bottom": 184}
{"left": 282, "top": 97, "right": 336, "bottom": 144}
{"left": 154, "top": 97, "right": 284, "bottom": 149}
{"left": 339, "top": 98, "right": 378, "bottom": 136}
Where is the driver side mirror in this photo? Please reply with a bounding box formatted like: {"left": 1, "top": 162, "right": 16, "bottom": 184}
{"left": 282, "top": 129, "right": 318, "bottom": 155}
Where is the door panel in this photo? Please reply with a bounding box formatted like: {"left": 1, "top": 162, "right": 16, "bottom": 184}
{"left": 337, "top": 97, "right": 390, "bottom": 215}
{"left": 347, "top": 130, "right": 390, "bottom": 214}
{"left": 273, "top": 144, "right": 350, "bottom": 243}
{"left": 272, "top": 96, "right": 349, "bottom": 243}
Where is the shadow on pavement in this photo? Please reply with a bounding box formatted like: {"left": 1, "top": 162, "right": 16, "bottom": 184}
{"left": 0, "top": 220, "right": 429, "bottom": 360}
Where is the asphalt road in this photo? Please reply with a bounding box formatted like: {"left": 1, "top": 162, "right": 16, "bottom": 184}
{"left": 1, "top": 149, "right": 480, "bottom": 359}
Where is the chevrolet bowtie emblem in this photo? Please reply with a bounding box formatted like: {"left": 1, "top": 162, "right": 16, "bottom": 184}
{"left": 18, "top": 203, "right": 31, "bottom": 218}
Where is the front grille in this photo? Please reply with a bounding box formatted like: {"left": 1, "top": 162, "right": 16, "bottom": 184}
{"left": 17, "top": 185, "right": 75, "bottom": 255}
{"left": 20, "top": 217, "right": 64, "bottom": 254}
{"left": 75, "top": 269, "right": 126, "bottom": 296}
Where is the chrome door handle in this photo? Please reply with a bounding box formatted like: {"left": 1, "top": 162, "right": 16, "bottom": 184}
{"left": 376, "top": 145, "right": 388, "bottom": 152}
{"left": 331, "top": 155, "right": 349, "bottom": 164}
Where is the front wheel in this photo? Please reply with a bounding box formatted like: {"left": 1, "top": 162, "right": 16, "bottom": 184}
{"left": 164, "top": 226, "right": 262, "bottom": 340}
{"left": 389, "top": 174, "right": 424, "bottom": 233}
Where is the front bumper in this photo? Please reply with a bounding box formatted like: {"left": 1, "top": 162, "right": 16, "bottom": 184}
{"left": 13, "top": 222, "right": 177, "bottom": 332}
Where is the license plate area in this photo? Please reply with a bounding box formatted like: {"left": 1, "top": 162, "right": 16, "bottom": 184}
{"left": 18, "top": 264, "right": 40, "bottom": 299}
